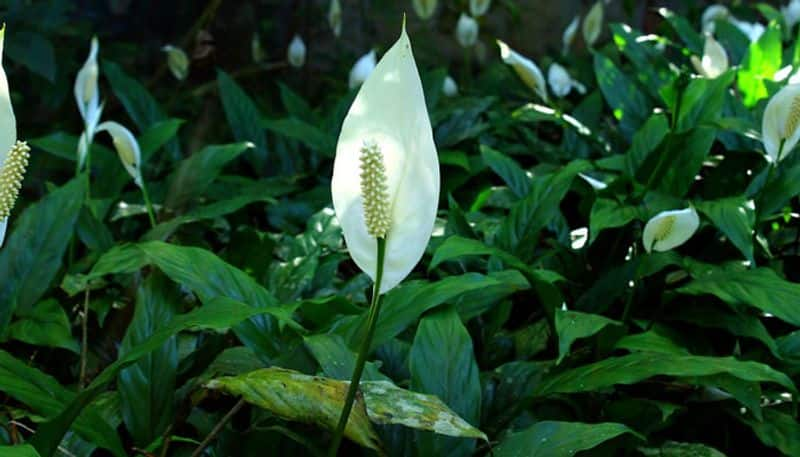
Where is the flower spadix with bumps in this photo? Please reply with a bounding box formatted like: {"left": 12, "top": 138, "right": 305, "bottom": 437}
{"left": 642, "top": 208, "right": 700, "bottom": 253}
{"left": 0, "top": 26, "right": 29, "bottom": 247}
{"left": 331, "top": 22, "right": 440, "bottom": 294}
{"left": 762, "top": 83, "right": 800, "bottom": 162}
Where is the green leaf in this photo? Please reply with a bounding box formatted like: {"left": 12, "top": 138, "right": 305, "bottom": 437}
{"left": 494, "top": 421, "right": 641, "bottom": 457}
{"left": 737, "top": 408, "right": 800, "bottom": 456}
{"left": 217, "top": 69, "right": 268, "bottom": 173}
{"left": 0, "top": 445, "right": 42, "bottom": 457}
{"left": 679, "top": 267, "right": 800, "bottom": 326}
{"left": 660, "top": 9, "right": 703, "bottom": 54}
{"left": 593, "top": 53, "right": 652, "bottom": 138}
{"left": 480, "top": 145, "right": 531, "bottom": 198}
{"left": 676, "top": 71, "right": 736, "bottom": 132}
{"left": 626, "top": 113, "right": 669, "bottom": 178}
{"left": 263, "top": 117, "right": 336, "bottom": 156}
{"left": 164, "top": 142, "right": 252, "bottom": 209}
{"left": 118, "top": 274, "right": 179, "bottom": 446}
{"left": 8, "top": 299, "right": 79, "bottom": 353}
{"left": 534, "top": 353, "right": 796, "bottom": 397}
{"left": 30, "top": 297, "right": 296, "bottom": 457}
{"left": 5, "top": 31, "right": 55, "bottom": 82}
{"left": 695, "top": 197, "right": 756, "bottom": 263}
{"left": 589, "top": 198, "right": 641, "bottom": 242}
{"left": 651, "top": 128, "right": 716, "bottom": 197}
{"left": 614, "top": 325, "right": 691, "bottom": 355}
{"left": 497, "top": 160, "right": 589, "bottom": 259}
{"left": 410, "top": 307, "right": 482, "bottom": 457}
{"left": 610, "top": 23, "right": 675, "bottom": 99}
{"left": 737, "top": 23, "right": 782, "bottom": 107}
{"left": 138, "top": 118, "right": 184, "bottom": 161}
{"left": 638, "top": 441, "right": 726, "bottom": 457}
{"left": 303, "top": 333, "right": 387, "bottom": 381}
{"left": 555, "top": 309, "right": 621, "bottom": 363}
{"left": 0, "top": 175, "right": 86, "bottom": 336}
{"left": 0, "top": 350, "right": 126, "bottom": 457}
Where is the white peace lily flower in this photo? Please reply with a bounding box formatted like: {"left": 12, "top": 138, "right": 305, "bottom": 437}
{"left": 690, "top": 35, "right": 728, "bottom": 79}
{"left": 562, "top": 15, "right": 580, "bottom": 54}
{"left": 729, "top": 18, "right": 765, "bottom": 42}
{"left": 783, "top": 0, "right": 800, "bottom": 29}
{"left": 582, "top": 1, "right": 603, "bottom": 47}
{"left": 412, "top": 0, "right": 437, "bottom": 20}
{"left": 74, "top": 36, "right": 103, "bottom": 169}
{"left": 287, "top": 35, "right": 306, "bottom": 68}
{"left": 642, "top": 208, "right": 700, "bottom": 253}
{"left": 96, "top": 121, "right": 143, "bottom": 188}
{"left": 329, "top": 0, "right": 342, "bottom": 37}
{"left": 455, "top": 13, "right": 479, "bottom": 48}
{"left": 161, "top": 45, "right": 190, "bottom": 81}
{"left": 497, "top": 40, "right": 548, "bottom": 102}
{"left": 348, "top": 50, "right": 376, "bottom": 89}
{"left": 443, "top": 75, "right": 458, "bottom": 97}
{"left": 331, "top": 25, "right": 440, "bottom": 294}
{"left": 470, "top": 0, "right": 491, "bottom": 17}
{"left": 547, "top": 63, "right": 585, "bottom": 98}
{"left": 0, "top": 27, "right": 31, "bottom": 248}
{"left": 762, "top": 84, "right": 800, "bottom": 163}
{"left": 701, "top": 4, "right": 730, "bottom": 33}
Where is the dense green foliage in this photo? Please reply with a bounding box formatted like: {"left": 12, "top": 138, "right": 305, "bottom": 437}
{"left": 1, "top": 1, "right": 800, "bottom": 456}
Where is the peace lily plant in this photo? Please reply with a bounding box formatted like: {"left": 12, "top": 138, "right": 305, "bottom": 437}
{"left": 642, "top": 208, "right": 700, "bottom": 253}
{"left": 0, "top": 26, "right": 30, "bottom": 247}
{"left": 762, "top": 83, "right": 800, "bottom": 163}
{"left": 329, "top": 20, "right": 440, "bottom": 455}
{"left": 75, "top": 36, "right": 103, "bottom": 171}
{"left": 690, "top": 34, "right": 728, "bottom": 79}
{"left": 497, "top": 40, "right": 548, "bottom": 102}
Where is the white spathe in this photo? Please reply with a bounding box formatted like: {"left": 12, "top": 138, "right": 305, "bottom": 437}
{"left": 96, "top": 121, "right": 143, "bottom": 188}
{"left": 582, "top": 1, "right": 603, "bottom": 47}
{"left": 762, "top": 84, "right": 800, "bottom": 162}
{"left": 349, "top": 50, "right": 376, "bottom": 89}
{"left": 701, "top": 4, "right": 730, "bottom": 33}
{"left": 643, "top": 208, "right": 700, "bottom": 253}
{"left": 547, "top": 63, "right": 585, "bottom": 98}
{"left": 329, "top": 0, "right": 342, "bottom": 37}
{"left": 497, "top": 40, "right": 548, "bottom": 102}
{"left": 562, "top": 15, "right": 580, "bottom": 54}
{"left": 690, "top": 35, "right": 728, "bottom": 79}
{"left": 470, "top": 0, "right": 491, "bottom": 17}
{"left": 74, "top": 36, "right": 103, "bottom": 168}
{"left": 331, "top": 25, "right": 440, "bottom": 294}
{"left": 412, "top": 0, "right": 437, "bottom": 20}
{"left": 0, "top": 26, "right": 17, "bottom": 247}
{"left": 287, "top": 35, "right": 306, "bottom": 68}
{"left": 729, "top": 18, "right": 765, "bottom": 42}
{"left": 456, "top": 13, "right": 479, "bottom": 48}
{"left": 784, "top": 0, "right": 800, "bottom": 29}
{"left": 443, "top": 75, "right": 458, "bottom": 97}
{"left": 162, "top": 45, "right": 189, "bottom": 81}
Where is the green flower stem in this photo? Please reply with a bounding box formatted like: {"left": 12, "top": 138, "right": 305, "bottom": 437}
{"left": 328, "top": 237, "right": 386, "bottom": 457}
{"left": 140, "top": 181, "right": 157, "bottom": 228}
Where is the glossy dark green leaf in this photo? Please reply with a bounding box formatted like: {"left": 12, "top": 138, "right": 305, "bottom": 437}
{"left": 593, "top": 53, "right": 652, "bottom": 138}
{"left": 737, "top": 408, "right": 800, "bottom": 456}
{"left": 480, "top": 145, "right": 530, "bottom": 198}
{"left": 0, "top": 175, "right": 86, "bottom": 336}
{"left": 535, "top": 353, "right": 795, "bottom": 397}
{"left": 5, "top": 31, "right": 55, "bottom": 82}
{"left": 652, "top": 128, "right": 716, "bottom": 197}
{"left": 626, "top": 113, "right": 669, "bottom": 178}
{"left": 610, "top": 23, "right": 675, "bottom": 99}
{"left": 494, "top": 421, "right": 641, "bottom": 457}
{"left": 638, "top": 441, "right": 726, "bottom": 457}
{"left": 263, "top": 117, "right": 336, "bottom": 156}
{"left": 164, "top": 142, "right": 252, "bottom": 209}
{"left": 303, "top": 333, "right": 387, "bottom": 381}
{"left": 676, "top": 71, "right": 736, "bottom": 132}
{"left": 217, "top": 69, "right": 268, "bottom": 173}
{"left": 589, "top": 198, "right": 641, "bottom": 242}
{"left": 409, "top": 306, "right": 482, "bottom": 457}
{"left": 555, "top": 309, "right": 621, "bottom": 363}
{"left": 7, "top": 299, "right": 78, "bottom": 352}
{"left": 679, "top": 267, "right": 800, "bottom": 326}
{"left": 660, "top": 9, "right": 703, "bottom": 53}
{"left": 695, "top": 196, "right": 756, "bottom": 263}
{"left": 0, "top": 445, "right": 42, "bottom": 457}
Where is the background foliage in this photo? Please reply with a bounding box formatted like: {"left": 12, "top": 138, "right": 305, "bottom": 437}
{"left": 1, "top": 0, "right": 799, "bottom": 456}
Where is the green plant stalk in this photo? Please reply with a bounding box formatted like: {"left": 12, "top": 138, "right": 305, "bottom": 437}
{"left": 140, "top": 181, "right": 157, "bottom": 228}
{"left": 328, "top": 237, "right": 386, "bottom": 457}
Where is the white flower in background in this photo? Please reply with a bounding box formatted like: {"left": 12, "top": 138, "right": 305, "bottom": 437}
{"left": 329, "top": 0, "right": 342, "bottom": 37}
{"left": 783, "top": 0, "right": 800, "bottom": 30}
{"left": 287, "top": 35, "right": 306, "bottom": 68}
{"left": 729, "top": 18, "right": 765, "bottom": 42}
{"left": 762, "top": 84, "right": 800, "bottom": 162}
{"left": 547, "top": 63, "right": 586, "bottom": 98}
{"left": 701, "top": 4, "right": 730, "bottom": 33}
{"left": 96, "top": 121, "right": 143, "bottom": 188}
{"left": 161, "top": 45, "right": 189, "bottom": 81}
{"left": 690, "top": 35, "right": 728, "bottom": 79}
{"left": 456, "top": 13, "right": 479, "bottom": 48}
{"left": 348, "top": 50, "right": 376, "bottom": 89}
{"left": 443, "top": 75, "right": 458, "bottom": 97}
{"left": 643, "top": 208, "right": 700, "bottom": 253}
{"left": 578, "top": 173, "right": 607, "bottom": 190}
{"left": 74, "top": 36, "right": 103, "bottom": 169}
{"left": 562, "top": 15, "right": 580, "bottom": 54}
{"left": 497, "top": 40, "right": 548, "bottom": 102}
{"left": 331, "top": 25, "right": 440, "bottom": 294}
{"left": 251, "top": 33, "right": 265, "bottom": 63}
{"left": 582, "top": 1, "right": 603, "bottom": 47}
{"left": 470, "top": 0, "right": 491, "bottom": 17}
{"left": 412, "top": 0, "right": 437, "bottom": 20}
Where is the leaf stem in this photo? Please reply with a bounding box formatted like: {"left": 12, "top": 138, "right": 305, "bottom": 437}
{"left": 328, "top": 237, "right": 386, "bottom": 456}
{"left": 190, "top": 398, "right": 246, "bottom": 457}
{"left": 141, "top": 181, "right": 158, "bottom": 228}
{"left": 79, "top": 288, "right": 91, "bottom": 388}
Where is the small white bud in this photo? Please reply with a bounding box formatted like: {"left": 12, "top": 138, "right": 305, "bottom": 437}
{"left": 456, "top": 13, "right": 479, "bottom": 48}
{"left": 287, "top": 35, "right": 306, "bottom": 68}
{"left": 162, "top": 45, "right": 189, "bottom": 81}
{"left": 349, "top": 50, "right": 376, "bottom": 89}
{"left": 442, "top": 75, "right": 458, "bottom": 97}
